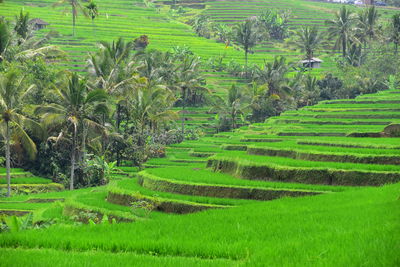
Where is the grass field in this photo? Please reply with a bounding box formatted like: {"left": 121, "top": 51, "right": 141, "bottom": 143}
{"left": 1, "top": 0, "right": 400, "bottom": 265}
{"left": 0, "top": 86, "right": 399, "bottom": 265}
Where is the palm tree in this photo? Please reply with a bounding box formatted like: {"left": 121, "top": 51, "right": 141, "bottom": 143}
{"left": 211, "top": 84, "right": 248, "bottom": 130}
{"left": 254, "top": 56, "right": 291, "bottom": 97}
{"left": 0, "top": 70, "right": 41, "bottom": 197}
{"left": 173, "top": 55, "right": 208, "bottom": 134}
{"left": 388, "top": 13, "right": 400, "bottom": 54}
{"left": 0, "top": 19, "right": 10, "bottom": 61}
{"left": 85, "top": 1, "right": 99, "bottom": 35}
{"left": 1, "top": 19, "right": 65, "bottom": 63}
{"left": 36, "top": 72, "right": 108, "bottom": 190}
{"left": 87, "top": 39, "right": 136, "bottom": 165}
{"left": 357, "top": 6, "right": 380, "bottom": 48}
{"left": 326, "top": 6, "right": 356, "bottom": 57}
{"left": 53, "top": 0, "right": 88, "bottom": 37}
{"left": 234, "top": 19, "right": 262, "bottom": 66}
{"left": 14, "top": 10, "right": 30, "bottom": 40}
{"left": 127, "top": 76, "right": 177, "bottom": 142}
{"left": 294, "top": 26, "right": 324, "bottom": 62}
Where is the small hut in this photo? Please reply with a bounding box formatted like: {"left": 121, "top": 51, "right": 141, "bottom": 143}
{"left": 300, "top": 58, "right": 323, "bottom": 69}
{"left": 29, "top": 18, "right": 49, "bottom": 30}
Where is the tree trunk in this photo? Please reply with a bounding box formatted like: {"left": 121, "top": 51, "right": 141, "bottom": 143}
{"left": 116, "top": 103, "right": 121, "bottom": 166}
{"left": 342, "top": 38, "right": 346, "bottom": 57}
{"left": 92, "top": 19, "right": 95, "bottom": 37}
{"left": 72, "top": 14, "right": 76, "bottom": 37}
{"left": 70, "top": 126, "right": 77, "bottom": 190}
{"left": 181, "top": 88, "right": 186, "bottom": 135}
{"left": 81, "top": 121, "right": 87, "bottom": 162}
{"left": 5, "top": 122, "right": 11, "bottom": 197}
{"left": 231, "top": 111, "right": 236, "bottom": 130}
{"left": 245, "top": 48, "right": 248, "bottom": 67}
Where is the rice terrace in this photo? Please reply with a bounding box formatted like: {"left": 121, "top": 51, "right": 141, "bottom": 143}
{"left": 0, "top": 0, "right": 400, "bottom": 265}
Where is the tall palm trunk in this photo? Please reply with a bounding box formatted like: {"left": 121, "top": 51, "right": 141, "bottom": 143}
{"left": 72, "top": 8, "right": 76, "bottom": 37}
{"left": 116, "top": 103, "right": 121, "bottom": 166}
{"left": 92, "top": 19, "right": 95, "bottom": 37}
{"left": 245, "top": 48, "right": 248, "bottom": 67}
{"left": 70, "top": 125, "right": 77, "bottom": 190}
{"left": 181, "top": 88, "right": 186, "bottom": 135}
{"left": 81, "top": 122, "right": 87, "bottom": 161}
{"left": 5, "top": 121, "right": 11, "bottom": 197}
{"left": 231, "top": 112, "right": 236, "bottom": 130}
{"left": 342, "top": 37, "right": 346, "bottom": 57}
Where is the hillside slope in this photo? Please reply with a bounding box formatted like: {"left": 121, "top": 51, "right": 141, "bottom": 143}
{"left": 1, "top": 87, "right": 399, "bottom": 266}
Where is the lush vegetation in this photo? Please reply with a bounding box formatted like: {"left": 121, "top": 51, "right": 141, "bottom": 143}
{"left": 0, "top": 0, "right": 400, "bottom": 265}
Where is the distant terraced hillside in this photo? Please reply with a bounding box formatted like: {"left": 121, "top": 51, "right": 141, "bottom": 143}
{"left": 0, "top": 0, "right": 263, "bottom": 69}
{"left": 2, "top": 0, "right": 398, "bottom": 71}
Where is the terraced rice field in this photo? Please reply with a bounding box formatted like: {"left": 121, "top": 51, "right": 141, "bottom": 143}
{"left": 0, "top": 87, "right": 399, "bottom": 265}
{"left": 1, "top": 0, "right": 266, "bottom": 68}
{"left": 3, "top": 0, "right": 399, "bottom": 136}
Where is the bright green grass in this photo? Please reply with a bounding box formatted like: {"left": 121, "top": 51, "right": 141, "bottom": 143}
{"left": 1, "top": 183, "right": 398, "bottom": 265}
{"left": 212, "top": 151, "right": 400, "bottom": 172}
{"left": 248, "top": 140, "right": 400, "bottom": 156}
{"left": 0, "top": 177, "right": 52, "bottom": 184}
{"left": 0, "top": 168, "right": 25, "bottom": 173}
{"left": 143, "top": 167, "right": 349, "bottom": 192}
{"left": 0, "top": 248, "right": 234, "bottom": 267}
{"left": 113, "top": 178, "right": 258, "bottom": 206}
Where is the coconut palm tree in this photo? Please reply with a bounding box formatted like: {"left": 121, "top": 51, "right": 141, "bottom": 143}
{"left": 211, "top": 84, "right": 248, "bottom": 130}
{"left": 254, "top": 56, "right": 291, "bottom": 97}
{"left": 127, "top": 76, "right": 177, "bottom": 143}
{"left": 234, "top": 19, "right": 262, "bottom": 66}
{"left": 294, "top": 26, "right": 324, "bottom": 62}
{"left": 173, "top": 55, "right": 208, "bottom": 133}
{"left": 0, "top": 70, "right": 41, "bottom": 197}
{"left": 53, "top": 0, "right": 88, "bottom": 37}
{"left": 326, "top": 6, "right": 356, "bottom": 57}
{"left": 14, "top": 10, "right": 30, "bottom": 40}
{"left": 388, "top": 13, "right": 400, "bottom": 54}
{"left": 85, "top": 0, "right": 99, "bottom": 35}
{"left": 0, "top": 19, "right": 11, "bottom": 60}
{"left": 357, "top": 6, "right": 380, "bottom": 48}
{"left": 36, "top": 72, "right": 108, "bottom": 190}
{"left": 1, "top": 19, "right": 64, "bottom": 63}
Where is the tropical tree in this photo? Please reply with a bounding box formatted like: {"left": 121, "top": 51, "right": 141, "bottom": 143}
{"left": 211, "top": 84, "right": 248, "bottom": 130}
{"left": 85, "top": 0, "right": 99, "bottom": 35}
{"left": 293, "top": 26, "right": 324, "bottom": 61}
{"left": 234, "top": 19, "right": 262, "bottom": 66}
{"left": 212, "top": 23, "right": 233, "bottom": 45}
{"left": 326, "top": 6, "right": 356, "bottom": 57}
{"left": 388, "top": 13, "right": 400, "bottom": 54}
{"left": 1, "top": 19, "right": 64, "bottom": 63}
{"left": 257, "top": 9, "right": 291, "bottom": 40}
{"left": 14, "top": 10, "right": 30, "bottom": 40}
{"left": 127, "top": 76, "right": 177, "bottom": 144}
{"left": 0, "top": 19, "right": 11, "bottom": 60}
{"left": 53, "top": 0, "right": 88, "bottom": 37}
{"left": 254, "top": 56, "right": 291, "bottom": 97}
{"left": 0, "top": 70, "right": 41, "bottom": 197}
{"left": 298, "top": 75, "right": 320, "bottom": 107}
{"left": 357, "top": 6, "right": 380, "bottom": 48}
{"left": 190, "top": 15, "right": 212, "bottom": 39}
{"left": 36, "top": 72, "right": 108, "bottom": 190}
{"left": 173, "top": 55, "right": 208, "bottom": 133}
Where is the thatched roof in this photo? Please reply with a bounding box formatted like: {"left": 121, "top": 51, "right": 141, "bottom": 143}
{"left": 29, "top": 18, "right": 49, "bottom": 26}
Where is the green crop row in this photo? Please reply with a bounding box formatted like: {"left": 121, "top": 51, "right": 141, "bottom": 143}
{"left": 1, "top": 182, "right": 398, "bottom": 265}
